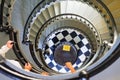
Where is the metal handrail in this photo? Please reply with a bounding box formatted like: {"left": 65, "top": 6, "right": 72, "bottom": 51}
{"left": 9, "top": 29, "right": 27, "bottom": 65}
{"left": 96, "top": 0, "right": 118, "bottom": 43}
{"left": 23, "top": 0, "right": 50, "bottom": 43}
{"left": 0, "top": 0, "right": 5, "bottom": 25}
{"left": 1, "top": 35, "right": 119, "bottom": 80}
{"left": 87, "top": 35, "right": 120, "bottom": 77}
{"left": 34, "top": 13, "right": 101, "bottom": 49}
{"left": 0, "top": 36, "right": 120, "bottom": 80}
{"left": 0, "top": 0, "right": 118, "bottom": 79}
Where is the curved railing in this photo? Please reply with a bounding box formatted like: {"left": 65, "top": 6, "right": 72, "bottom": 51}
{"left": 96, "top": 0, "right": 118, "bottom": 42}
{"left": 96, "top": 0, "right": 116, "bottom": 27}
{"left": 9, "top": 29, "right": 27, "bottom": 65}
{"left": 0, "top": 0, "right": 119, "bottom": 80}
{"left": 35, "top": 13, "right": 101, "bottom": 51}
{"left": 0, "top": 35, "right": 119, "bottom": 79}
{"left": 23, "top": 0, "right": 117, "bottom": 44}
{"left": 86, "top": 0, "right": 118, "bottom": 41}
{"left": 21, "top": 0, "right": 119, "bottom": 78}
{"left": 0, "top": 0, "right": 5, "bottom": 25}
{"left": 8, "top": 27, "right": 41, "bottom": 73}
{"left": 87, "top": 35, "right": 120, "bottom": 77}
{"left": 22, "top": 0, "right": 54, "bottom": 43}
{"left": 29, "top": 43, "right": 48, "bottom": 71}
{"left": 0, "top": 0, "right": 15, "bottom": 32}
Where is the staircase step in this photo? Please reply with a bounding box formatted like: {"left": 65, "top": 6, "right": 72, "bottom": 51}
{"left": 29, "top": 32, "right": 36, "bottom": 38}
{"left": 33, "top": 19, "right": 42, "bottom": 29}
{"left": 37, "top": 13, "right": 46, "bottom": 24}
{"left": 47, "top": 5, "right": 56, "bottom": 17}
{"left": 30, "top": 28, "right": 38, "bottom": 35}
{"left": 42, "top": 9, "right": 51, "bottom": 21}
{"left": 54, "top": 2, "right": 60, "bottom": 15}
{"left": 29, "top": 34, "right": 36, "bottom": 42}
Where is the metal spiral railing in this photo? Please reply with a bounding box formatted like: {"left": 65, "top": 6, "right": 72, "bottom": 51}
{"left": 22, "top": 0, "right": 55, "bottom": 43}
{"left": 23, "top": 0, "right": 117, "bottom": 72}
{"left": 9, "top": 28, "right": 27, "bottom": 65}
{"left": 0, "top": 0, "right": 15, "bottom": 33}
{"left": 0, "top": 0, "right": 116, "bottom": 45}
{"left": 32, "top": 14, "right": 102, "bottom": 72}
{"left": 0, "top": 0, "right": 120, "bottom": 80}
{"left": 0, "top": 37, "right": 119, "bottom": 79}
{"left": 21, "top": 0, "right": 118, "bottom": 79}
{"left": 35, "top": 13, "right": 101, "bottom": 51}
{"left": 87, "top": 0, "right": 118, "bottom": 42}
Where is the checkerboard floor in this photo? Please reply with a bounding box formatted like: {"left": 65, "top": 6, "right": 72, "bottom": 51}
{"left": 43, "top": 28, "right": 91, "bottom": 73}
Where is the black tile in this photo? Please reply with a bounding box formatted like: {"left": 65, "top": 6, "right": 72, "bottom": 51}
{"left": 84, "top": 51, "right": 90, "bottom": 56}
{"left": 60, "top": 38, "right": 66, "bottom": 42}
{"left": 78, "top": 50, "right": 83, "bottom": 56}
{"left": 49, "top": 54, "right": 54, "bottom": 60}
{"left": 70, "top": 39, "right": 76, "bottom": 44}
{"left": 56, "top": 65, "right": 62, "bottom": 70}
{"left": 70, "top": 31, "right": 77, "bottom": 38}
{"left": 45, "top": 44, "right": 49, "bottom": 49}
{"left": 79, "top": 34, "right": 84, "bottom": 40}
{"left": 52, "top": 37, "right": 59, "bottom": 43}
{"left": 48, "top": 62, "right": 54, "bottom": 67}
{"left": 86, "top": 44, "right": 91, "bottom": 49}
{"left": 62, "top": 30, "right": 69, "bottom": 37}
{"left": 76, "top": 59, "right": 81, "bottom": 64}
{"left": 77, "top": 41, "right": 84, "bottom": 48}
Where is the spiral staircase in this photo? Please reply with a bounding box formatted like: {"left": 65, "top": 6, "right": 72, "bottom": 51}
{"left": 0, "top": 0, "right": 120, "bottom": 80}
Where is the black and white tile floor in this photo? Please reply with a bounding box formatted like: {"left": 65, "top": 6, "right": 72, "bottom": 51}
{"left": 43, "top": 28, "right": 91, "bottom": 73}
